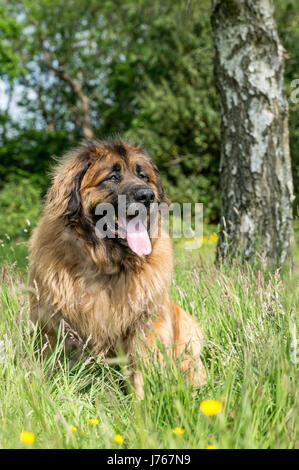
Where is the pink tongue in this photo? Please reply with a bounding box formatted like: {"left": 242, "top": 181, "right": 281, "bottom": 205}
{"left": 126, "top": 219, "right": 152, "bottom": 257}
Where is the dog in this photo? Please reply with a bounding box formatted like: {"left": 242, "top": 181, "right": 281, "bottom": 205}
{"left": 28, "top": 139, "right": 206, "bottom": 398}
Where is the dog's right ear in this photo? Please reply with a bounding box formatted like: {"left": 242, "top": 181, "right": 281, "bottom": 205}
{"left": 64, "top": 161, "right": 91, "bottom": 224}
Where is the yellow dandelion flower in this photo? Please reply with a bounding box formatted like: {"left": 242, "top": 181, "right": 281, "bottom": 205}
{"left": 200, "top": 399, "right": 223, "bottom": 416}
{"left": 114, "top": 434, "right": 124, "bottom": 444}
{"left": 20, "top": 431, "right": 35, "bottom": 445}
{"left": 206, "top": 445, "right": 217, "bottom": 449}
{"left": 88, "top": 419, "right": 99, "bottom": 425}
{"left": 172, "top": 427, "right": 185, "bottom": 435}
{"left": 209, "top": 234, "right": 218, "bottom": 243}
{"left": 70, "top": 425, "right": 77, "bottom": 432}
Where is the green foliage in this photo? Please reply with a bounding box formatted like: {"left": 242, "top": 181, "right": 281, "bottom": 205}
{"left": 0, "top": 6, "right": 23, "bottom": 79}
{"left": 2, "top": 0, "right": 220, "bottom": 220}
{"left": 214, "top": 0, "right": 241, "bottom": 17}
{"left": 0, "top": 0, "right": 298, "bottom": 225}
{"left": 0, "top": 171, "right": 42, "bottom": 242}
{"left": 122, "top": 0, "right": 220, "bottom": 218}
{"left": 5, "top": 0, "right": 125, "bottom": 136}
{"left": 0, "top": 128, "right": 70, "bottom": 190}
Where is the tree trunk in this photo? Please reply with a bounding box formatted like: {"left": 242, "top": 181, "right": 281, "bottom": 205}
{"left": 211, "top": 0, "right": 294, "bottom": 265}
{"left": 42, "top": 54, "right": 94, "bottom": 139}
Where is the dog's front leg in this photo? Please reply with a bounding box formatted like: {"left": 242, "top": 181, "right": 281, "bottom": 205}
{"left": 127, "top": 309, "right": 174, "bottom": 400}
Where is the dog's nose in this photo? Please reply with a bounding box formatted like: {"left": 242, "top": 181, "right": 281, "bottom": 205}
{"left": 134, "top": 187, "right": 154, "bottom": 206}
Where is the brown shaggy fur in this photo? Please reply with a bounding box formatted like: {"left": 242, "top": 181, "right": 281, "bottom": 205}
{"left": 28, "top": 139, "right": 206, "bottom": 398}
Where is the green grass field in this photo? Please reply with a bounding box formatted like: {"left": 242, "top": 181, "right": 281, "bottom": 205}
{"left": 0, "top": 227, "right": 298, "bottom": 449}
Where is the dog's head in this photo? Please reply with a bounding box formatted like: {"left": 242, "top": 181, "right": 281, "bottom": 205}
{"left": 59, "top": 140, "right": 166, "bottom": 259}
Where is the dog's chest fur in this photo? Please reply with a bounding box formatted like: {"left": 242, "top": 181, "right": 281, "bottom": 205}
{"left": 29, "top": 219, "right": 173, "bottom": 354}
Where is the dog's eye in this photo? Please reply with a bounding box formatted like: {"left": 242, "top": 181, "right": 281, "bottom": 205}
{"left": 136, "top": 164, "right": 149, "bottom": 183}
{"left": 109, "top": 174, "right": 120, "bottom": 182}
{"left": 138, "top": 173, "right": 149, "bottom": 183}
{"left": 97, "top": 172, "right": 120, "bottom": 186}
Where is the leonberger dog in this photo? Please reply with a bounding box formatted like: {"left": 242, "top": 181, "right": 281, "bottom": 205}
{"left": 29, "top": 139, "right": 206, "bottom": 398}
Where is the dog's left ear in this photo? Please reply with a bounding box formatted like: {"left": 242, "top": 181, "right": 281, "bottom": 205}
{"left": 65, "top": 161, "right": 91, "bottom": 224}
{"left": 153, "top": 164, "right": 166, "bottom": 203}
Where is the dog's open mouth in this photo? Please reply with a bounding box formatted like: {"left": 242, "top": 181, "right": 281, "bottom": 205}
{"left": 114, "top": 217, "right": 151, "bottom": 257}
{"left": 94, "top": 212, "right": 152, "bottom": 257}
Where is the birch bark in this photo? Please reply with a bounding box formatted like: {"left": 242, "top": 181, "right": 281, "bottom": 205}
{"left": 211, "top": 0, "right": 294, "bottom": 265}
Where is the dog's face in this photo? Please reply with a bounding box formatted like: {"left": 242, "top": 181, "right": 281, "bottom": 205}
{"left": 65, "top": 141, "right": 165, "bottom": 258}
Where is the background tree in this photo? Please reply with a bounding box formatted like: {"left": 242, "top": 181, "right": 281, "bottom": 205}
{"left": 8, "top": 0, "right": 124, "bottom": 139}
{"left": 212, "top": 0, "right": 294, "bottom": 265}
{"left": 1, "top": 0, "right": 221, "bottom": 219}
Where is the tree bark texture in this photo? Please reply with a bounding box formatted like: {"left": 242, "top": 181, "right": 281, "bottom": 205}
{"left": 211, "top": 0, "right": 294, "bottom": 265}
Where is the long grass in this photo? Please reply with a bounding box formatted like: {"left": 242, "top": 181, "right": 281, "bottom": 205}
{"left": 0, "top": 230, "right": 298, "bottom": 449}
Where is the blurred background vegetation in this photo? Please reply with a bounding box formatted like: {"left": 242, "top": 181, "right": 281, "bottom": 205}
{"left": 0, "top": 0, "right": 298, "bottom": 247}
